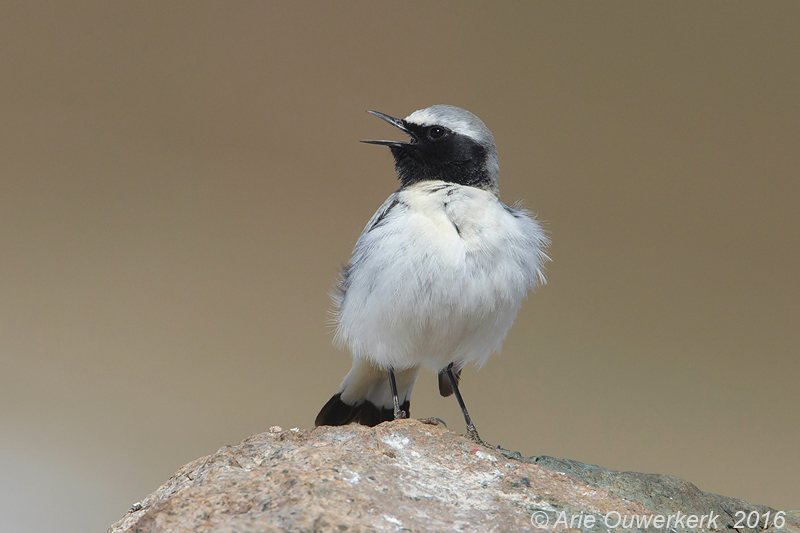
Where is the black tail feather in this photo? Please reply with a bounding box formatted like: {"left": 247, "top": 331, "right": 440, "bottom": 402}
{"left": 315, "top": 392, "right": 410, "bottom": 427}
{"left": 438, "top": 365, "right": 461, "bottom": 397}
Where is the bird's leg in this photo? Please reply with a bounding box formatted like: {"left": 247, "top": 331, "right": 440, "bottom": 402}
{"left": 445, "top": 363, "right": 485, "bottom": 445}
{"left": 388, "top": 366, "right": 407, "bottom": 420}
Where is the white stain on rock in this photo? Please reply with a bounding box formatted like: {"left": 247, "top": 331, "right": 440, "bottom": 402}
{"left": 382, "top": 514, "right": 403, "bottom": 526}
{"left": 381, "top": 434, "right": 410, "bottom": 450}
{"left": 341, "top": 469, "right": 360, "bottom": 484}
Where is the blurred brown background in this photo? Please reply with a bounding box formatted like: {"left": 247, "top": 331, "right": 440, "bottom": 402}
{"left": 1, "top": 2, "right": 798, "bottom": 531}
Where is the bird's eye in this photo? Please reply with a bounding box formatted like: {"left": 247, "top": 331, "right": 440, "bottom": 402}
{"left": 428, "top": 126, "right": 446, "bottom": 140}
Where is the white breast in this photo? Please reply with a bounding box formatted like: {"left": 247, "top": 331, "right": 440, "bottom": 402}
{"left": 333, "top": 181, "right": 548, "bottom": 371}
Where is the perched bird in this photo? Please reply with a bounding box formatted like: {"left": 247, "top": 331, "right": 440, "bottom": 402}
{"left": 315, "top": 105, "right": 549, "bottom": 442}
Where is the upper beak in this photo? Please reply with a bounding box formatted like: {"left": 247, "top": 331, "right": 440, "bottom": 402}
{"left": 361, "top": 110, "right": 416, "bottom": 146}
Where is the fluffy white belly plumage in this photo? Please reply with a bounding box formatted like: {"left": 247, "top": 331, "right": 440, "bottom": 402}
{"left": 333, "top": 181, "right": 549, "bottom": 372}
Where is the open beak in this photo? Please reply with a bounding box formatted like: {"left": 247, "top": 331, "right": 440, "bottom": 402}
{"left": 361, "top": 110, "right": 417, "bottom": 146}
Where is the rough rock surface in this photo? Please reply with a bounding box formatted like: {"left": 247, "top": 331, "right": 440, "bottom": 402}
{"left": 109, "top": 420, "right": 799, "bottom": 533}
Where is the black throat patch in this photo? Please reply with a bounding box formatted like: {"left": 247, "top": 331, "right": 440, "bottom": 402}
{"left": 389, "top": 131, "right": 493, "bottom": 190}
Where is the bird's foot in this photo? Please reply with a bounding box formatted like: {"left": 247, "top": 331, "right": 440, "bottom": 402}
{"left": 393, "top": 408, "right": 407, "bottom": 420}
{"left": 466, "top": 423, "right": 487, "bottom": 446}
{"left": 419, "top": 417, "right": 447, "bottom": 428}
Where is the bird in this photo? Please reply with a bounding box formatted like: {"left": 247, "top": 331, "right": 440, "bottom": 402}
{"left": 314, "top": 105, "right": 549, "bottom": 443}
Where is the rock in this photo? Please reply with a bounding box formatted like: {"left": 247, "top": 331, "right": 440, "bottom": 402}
{"left": 108, "top": 419, "right": 799, "bottom": 533}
